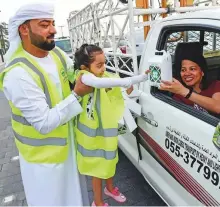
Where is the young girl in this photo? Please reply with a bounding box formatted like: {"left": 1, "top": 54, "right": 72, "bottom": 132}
{"left": 74, "top": 44, "right": 148, "bottom": 207}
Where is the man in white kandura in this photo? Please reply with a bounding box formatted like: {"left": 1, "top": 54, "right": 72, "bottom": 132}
{"left": 0, "top": 1, "right": 92, "bottom": 206}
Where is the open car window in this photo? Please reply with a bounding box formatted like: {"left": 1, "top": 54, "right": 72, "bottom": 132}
{"left": 152, "top": 26, "right": 220, "bottom": 126}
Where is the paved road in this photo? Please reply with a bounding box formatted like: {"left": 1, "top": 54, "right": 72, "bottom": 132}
{"left": 0, "top": 63, "right": 5, "bottom": 72}
{"left": 0, "top": 91, "right": 166, "bottom": 206}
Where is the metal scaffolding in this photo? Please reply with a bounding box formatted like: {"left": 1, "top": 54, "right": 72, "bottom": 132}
{"left": 67, "top": 0, "right": 220, "bottom": 76}
{"left": 0, "top": 22, "right": 9, "bottom": 55}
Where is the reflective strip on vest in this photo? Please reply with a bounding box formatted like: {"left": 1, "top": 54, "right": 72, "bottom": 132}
{"left": 12, "top": 113, "right": 67, "bottom": 127}
{"left": 77, "top": 121, "right": 118, "bottom": 137}
{"left": 7, "top": 58, "right": 52, "bottom": 108}
{"left": 52, "top": 48, "right": 67, "bottom": 72}
{"left": 12, "top": 114, "right": 31, "bottom": 126}
{"left": 13, "top": 130, "right": 67, "bottom": 146}
{"left": 77, "top": 144, "right": 117, "bottom": 160}
{"left": 77, "top": 90, "right": 118, "bottom": 137}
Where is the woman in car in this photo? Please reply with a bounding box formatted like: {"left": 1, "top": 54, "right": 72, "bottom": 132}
{"left": 160, "top": 49, "right": 220, "bottom": 115}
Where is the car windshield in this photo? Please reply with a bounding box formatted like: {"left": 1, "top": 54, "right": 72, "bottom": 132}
{"left": 55, "top": 39, "right": 72, "bottom": 53}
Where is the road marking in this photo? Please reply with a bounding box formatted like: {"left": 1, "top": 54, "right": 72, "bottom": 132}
{"left": 11, "top": 156, "right": 19, "bottom": 161}
{"left": 2, "top": 195, "right": 15, "bottom": 204}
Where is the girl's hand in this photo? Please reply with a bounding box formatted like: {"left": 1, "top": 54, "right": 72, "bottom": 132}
{"left": 160, "top": 78, "right": 189, "bottom": 97}
{"left": 145, "top": 69, "right": 150, "bottom": 74}
{"left": 126, "top": 85, "right": 134, "bottom": 95}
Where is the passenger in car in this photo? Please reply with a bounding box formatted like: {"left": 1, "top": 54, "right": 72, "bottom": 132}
{"left": 160, "top": 48, "right": 220, "bottom": 115}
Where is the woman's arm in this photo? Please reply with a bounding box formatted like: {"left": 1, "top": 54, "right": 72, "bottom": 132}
{"left": 160, "top": 78, "right": 220, "bottom": 114}
{"left": 188, "top": 92, "right": 220, "bottom": 114}
{"left": 81, "top": 73, "right": 148, "bottom": 89}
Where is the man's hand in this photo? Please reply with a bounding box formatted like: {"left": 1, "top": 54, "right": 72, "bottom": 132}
{"left": 160, "top": 78, "right": 189, "bottom": 97}
{"left": 73, "top": 75, "right": 94, "bottom": 97}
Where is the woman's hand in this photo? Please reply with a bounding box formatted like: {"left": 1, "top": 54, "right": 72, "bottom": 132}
{"left": 160, "top": 78, "right": 189, "bottom": 97}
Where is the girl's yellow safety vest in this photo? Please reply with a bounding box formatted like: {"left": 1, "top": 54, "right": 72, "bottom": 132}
{"left": 0, "top": 45, "right": 72, "bottom": 163}
{"left": 75, "top": 70, "right": 125, "bottom": 179}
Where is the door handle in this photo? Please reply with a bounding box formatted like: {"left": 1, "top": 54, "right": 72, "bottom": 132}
{"left": 141, "top": 113, "right": 158, "bottom": 127}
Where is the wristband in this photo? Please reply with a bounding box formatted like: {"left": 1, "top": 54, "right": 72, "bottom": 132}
{"left": 185, "top": 88, "right": 193, "bottom": 99}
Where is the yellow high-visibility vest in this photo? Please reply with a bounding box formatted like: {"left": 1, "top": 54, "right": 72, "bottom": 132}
{"left": 75, "top": 70, "right": 125, "bottom": 179}
{"left": 0, "top": 45, "right": 71, "bottom": 163}
{"left": 213, "top": 124, "right": 220, "bottom": 150}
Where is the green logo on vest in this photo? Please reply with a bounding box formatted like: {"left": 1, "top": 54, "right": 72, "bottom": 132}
{"left": 61, "top": 69, "right": 68, "bottom": 82}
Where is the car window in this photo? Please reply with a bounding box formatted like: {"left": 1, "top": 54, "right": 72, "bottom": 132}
{"left": 152, "top": 27, "right": 220, "bottom": 126}
{"left": 166, "top": 31, "right": 220, "bottom": 57}
{"left": 55, "top": 39, "right": 72, "bottom": 53}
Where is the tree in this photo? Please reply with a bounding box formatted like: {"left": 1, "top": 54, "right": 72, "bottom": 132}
{"left": 0, "top": 22, "right": 9, "bottom": 54}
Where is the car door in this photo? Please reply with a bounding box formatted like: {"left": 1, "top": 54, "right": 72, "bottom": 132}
{"left": 137, "top": 18, "right": 220, "bottom": 206}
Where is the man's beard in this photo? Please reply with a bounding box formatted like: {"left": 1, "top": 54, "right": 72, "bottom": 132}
{"left": 29, "top": 29, "right": 55, "bottom": 51}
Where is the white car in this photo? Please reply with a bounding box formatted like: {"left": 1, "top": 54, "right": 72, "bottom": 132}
{"left": 123, "top": 28, "right": 145, "bottom": 56}
{"left": 119, "top": 10, "right": 220, "bottom": 206}
{"left": 68, "top": 2, "right": 220, "bottom": 205}
{"left": 55, "top": 38, "right": 73, "bottom": 59}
